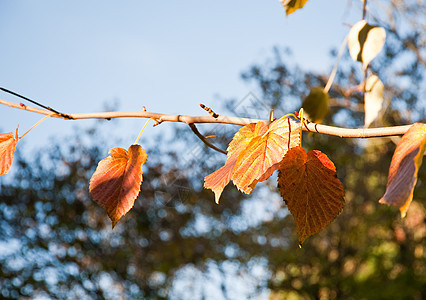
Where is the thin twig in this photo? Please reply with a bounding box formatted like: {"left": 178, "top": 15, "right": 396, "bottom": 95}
{"left": 0, "top": 98, "right": 421, "bottom": 138}
{"left": 324, "top": 35, "right": 348, "bottom": 94}
{"left": 188, "top": 123, "right": 227, "bottom": 155}
{"left": 362, "top": 0, "right": 367, "bottom": 20}
{"left": 0, "top": 87, "right": 74, "bottom": 119}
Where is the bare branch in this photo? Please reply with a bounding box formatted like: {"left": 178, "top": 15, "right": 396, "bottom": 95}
{"left": 0, "top": 98, "right": 421, "bottom": 139}
{"left": 0, "top": 87, "right": 74, "bottom": 119}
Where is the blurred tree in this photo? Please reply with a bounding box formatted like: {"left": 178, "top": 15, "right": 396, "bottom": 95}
{"left": 1, "top": 0, "right": 425, "bottom": 299}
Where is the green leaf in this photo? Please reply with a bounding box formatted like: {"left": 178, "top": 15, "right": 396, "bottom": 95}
{"left": 301, "top": 87, "right": 329, "bottom": 123}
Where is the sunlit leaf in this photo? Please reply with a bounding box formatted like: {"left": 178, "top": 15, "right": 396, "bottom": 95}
{"left": 301, "top": 87, "right": 329, "bottom": 123}
{"left": 379, "top": 123, "right": 426, "bottom": 217}
{"left": 0, "top": 128, "right": 19, "bottom": 176}
{"left": 205, "top": 117, "right": 301, "bottom": 202}
{"left": 231, "top": 117, "right": 301, "bottom": 193}
{"left": 280, "top": 0, "right": 309, "bottom": 15}
{"left": 204, "top": 123, "right": 258, "bottom": 204}
{"left": 364, "top": 74, "right": 384, "bottom": 127}
{"left": 89, "top": 145, "right": 147, "bottom": 227}
{"left": 278, "top": 147, "right": 345, "bottom": 244}
{"left": 348, "top": 20, "right": 386, "bottom": 69}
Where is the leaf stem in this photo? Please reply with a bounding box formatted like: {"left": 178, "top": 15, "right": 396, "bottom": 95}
{"left": 265, "top": 112, "right": 298, "bottom": 135}
{"left": 19, "top": 114, "right": 56, "bottom": 140}
{"left": 362, "top": 0, "right": 367, "bottom": 20}
{"left": 134, "top": 118, "right": 155, "bottom": 145}
{"left": 299, "top": 108, "right": 305, "bottom": 145}
{"left": 324, "top": 35, "right": 348, "bottom": 94}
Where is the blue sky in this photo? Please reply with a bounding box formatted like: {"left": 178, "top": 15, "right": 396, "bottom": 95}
{"left": 0, "top": 0, "right": 360, "bottom": 150}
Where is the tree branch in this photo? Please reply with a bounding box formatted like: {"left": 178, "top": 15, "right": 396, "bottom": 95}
{"left": 0, "top": 87, "right": 74, "bottom": 119}
{"left": 0, "top": 98, "right": 420, "bottom": 139}
{"left": 188, "top": 123, "right": 227, "bottom": 155}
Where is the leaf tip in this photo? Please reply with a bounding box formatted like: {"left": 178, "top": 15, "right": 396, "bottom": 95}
{"left": 399, "top": 200, "right": 411, "bottom": 218}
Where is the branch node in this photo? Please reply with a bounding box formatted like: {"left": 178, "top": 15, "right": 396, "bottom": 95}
{"left": 153, "top": 118, "right": 163, "bottom": 127}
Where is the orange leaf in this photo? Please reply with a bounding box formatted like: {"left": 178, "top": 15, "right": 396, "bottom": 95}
{"left": 232, "top": 117, "right": 301, "bottom": 193}
{"left": 0, "top": 128, "right": 19, "bottom": 176}
{"left": 379, "top": 123, "right": 426, "bottom": 217}
{"left": 205, "top": 117, "right": 301, "bottom": 203}
{"left": 278, "top": 147, "right": 345, "bottom": 245}
{"left": 89, "top": 145, "right": 147, "bottom": 228}
{"left": 204, "top": 123, "right": 259, "bottom": 203}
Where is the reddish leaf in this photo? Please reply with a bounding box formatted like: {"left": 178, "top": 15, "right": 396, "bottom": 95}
{"left": 204, "top": 123, "right": 259, "bottom": 203}
{"left": 0, "top": 128, "right": 19, "bottom": 176}
{"left": 232, "top": 117, "right": 301, "bottom": 193}
{"left": 278, "top": 147, "right": 345, "bottom": 245}
{"left": 89, "top": 145, "right": 147, "bottom": 227}
{"left": 379, "top": 123, "right": 426, "bottom": 217}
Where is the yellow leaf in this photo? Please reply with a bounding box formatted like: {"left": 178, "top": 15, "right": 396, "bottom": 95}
{"left": 280, "top": 0, "right": 309, "bottom": 15}
{"left": 205, "top": 116, "right": 301, "bottom": 203}
{"left": 231, "top": 116, "right": 301, "bottom": 193}
{"left": 204, "top": 123, "right": 258, "bottom": 204}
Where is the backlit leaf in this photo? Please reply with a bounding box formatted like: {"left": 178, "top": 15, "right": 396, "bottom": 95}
{"left": 364, "top": 74, "right": 384, "bottom": 128}
{"left": 379, "top": 123, "right": 426, "bottom": 217}
{"left": 204, "top": 123, "right": 258, "bottom": 204}
{"left": 348, "top": 20, "right": 386, "bottom": 69}
{"left": 278, "top": 147, "right": 345, "bottom": 244}
{"left": 280, "top": 0, "right": 309, "bottom": 15}
{"left": 205, "top": 117, "right": 301, "bottom": 203}
{"left": 0, "top": 128, "right": 19, "bottom": 176}
{"left": 89, "top": 145, "right": 147, "bottom": 228}
{"left": 231, "top": 116, "right": 301, "bottom": 193}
